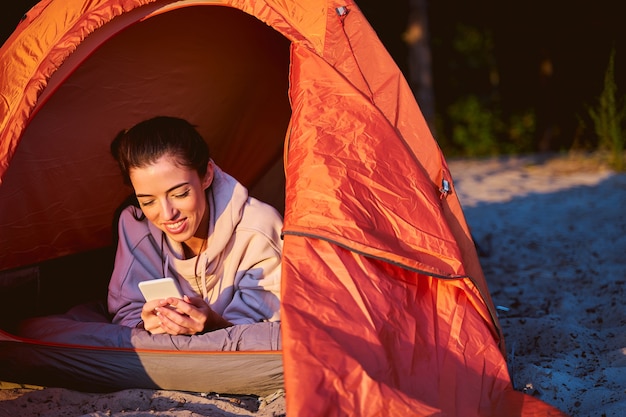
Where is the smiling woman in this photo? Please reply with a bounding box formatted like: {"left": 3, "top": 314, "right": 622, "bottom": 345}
{"left": 108, "top": 116, "right": 284, "bottom": 336}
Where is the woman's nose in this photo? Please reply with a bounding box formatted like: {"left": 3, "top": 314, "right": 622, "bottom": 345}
{"left": 160, "top": 198, "right": 177, "bottom": 220}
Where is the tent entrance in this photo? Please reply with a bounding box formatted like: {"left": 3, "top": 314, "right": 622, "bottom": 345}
{"left": 0, "top": 4, "right": 291, "bottom": 330}
{"left": 0, "top": 4, "right": 291, "bottom": 272}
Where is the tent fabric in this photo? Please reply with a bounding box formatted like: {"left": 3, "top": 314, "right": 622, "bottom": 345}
{"left": 0, "top": 0, "right": 567, "bottom": 415}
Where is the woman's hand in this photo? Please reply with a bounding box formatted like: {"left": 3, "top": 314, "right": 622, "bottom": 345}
{"left": 139, "top": 299, "right": 167, "bottom": 334}
{"left": 140, "top": 296, "right": 232, "bottom": 335}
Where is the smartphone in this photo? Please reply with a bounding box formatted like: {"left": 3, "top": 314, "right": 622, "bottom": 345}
{"left": 138, "top": 277, "right": 183, "bottom": 302}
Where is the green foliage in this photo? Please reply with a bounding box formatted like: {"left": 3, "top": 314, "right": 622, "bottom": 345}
{"left": 587, "top": 48, "right": 625, "bottom": 171}
{"left": 434, "top": 23, "right": 537, "bottom": 157}
{"left": 445, "top": 95, "right": 535, "bottom": 157}
{"left": 448, "top": 96, "right": 501, "bottom": 156}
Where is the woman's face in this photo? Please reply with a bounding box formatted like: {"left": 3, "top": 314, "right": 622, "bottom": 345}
{"left": 130, "top": 155, "right": 213, "bottom": 245}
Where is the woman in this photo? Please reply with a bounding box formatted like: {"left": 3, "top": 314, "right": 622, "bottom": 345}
{"left": 107, "top": 116, "right": 283, "bottom": 335}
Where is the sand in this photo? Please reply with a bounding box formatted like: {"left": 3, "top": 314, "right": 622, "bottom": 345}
{"left": 451, "top": 153, "right": 625, "bottom": 417}
{"left": 1, "top": 152, "right": 624, "bottom": 416}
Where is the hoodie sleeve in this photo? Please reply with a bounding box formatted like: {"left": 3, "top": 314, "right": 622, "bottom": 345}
{"left": 107, "top": 208, "right": 162, "bottom": 328}
{"left": 221, "top": 201, "right": 283, "bottom": 325}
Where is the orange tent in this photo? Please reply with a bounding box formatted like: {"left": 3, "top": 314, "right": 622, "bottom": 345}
{"left": 0, "top": 0, "right": 567, "bottom": 415}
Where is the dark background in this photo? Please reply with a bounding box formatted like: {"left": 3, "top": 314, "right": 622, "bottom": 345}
{"left": 3, "top": 0, "right": 625, "bottom": 155}
{"left": 1, "top": 1, "right": 39, "bottom": 43}
{"left": 358, "top": 0, "right": 625, "bottom": 154}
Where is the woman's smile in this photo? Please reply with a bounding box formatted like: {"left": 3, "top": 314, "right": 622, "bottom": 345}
{"left": 163, "top": 218, "right": 187, "bottom": 234}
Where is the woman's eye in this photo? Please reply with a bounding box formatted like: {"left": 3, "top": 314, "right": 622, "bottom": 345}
{"left": 174, "top": 190, "right": 191, "bottom": 199}
{"left": 139, "top": 200, "right": 155, "bottom": 207}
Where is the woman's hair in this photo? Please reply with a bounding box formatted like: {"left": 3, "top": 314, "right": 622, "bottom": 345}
{"left": 111, "top": 116, "right": 211, "bottom": 186}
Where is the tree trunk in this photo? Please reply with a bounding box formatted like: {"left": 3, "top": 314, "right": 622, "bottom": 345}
{"left": 404, "top": 0, "right": 435, "bottom": 131}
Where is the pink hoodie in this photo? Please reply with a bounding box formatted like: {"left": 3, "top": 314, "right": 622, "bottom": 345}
{"left": 107, "top": 164, "right": 283, "bottom": 328}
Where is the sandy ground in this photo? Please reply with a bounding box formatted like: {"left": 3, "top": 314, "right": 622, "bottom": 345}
{"left": 0, "top": 152, "right": 624, "bottom": 416}
{"left": 451, "top": 153, "right": 625, "bottom": 417}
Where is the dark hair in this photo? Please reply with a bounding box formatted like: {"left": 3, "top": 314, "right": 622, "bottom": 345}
{"left": 111, "top": 116, "right": 211, "bottom": 186}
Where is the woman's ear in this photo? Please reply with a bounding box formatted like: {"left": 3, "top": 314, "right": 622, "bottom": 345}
{"left": 202, "top": 160, "right": 214, "bottom": 190}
